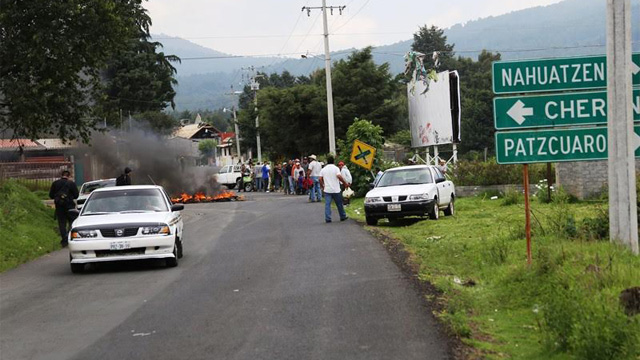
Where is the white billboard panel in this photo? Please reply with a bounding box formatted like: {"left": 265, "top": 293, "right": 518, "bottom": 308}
{"left": 408, "top": 71, "right": 461, "bottom": 148}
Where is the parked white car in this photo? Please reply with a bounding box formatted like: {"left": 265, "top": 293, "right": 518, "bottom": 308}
{"left": 68, "top": 185, "right": 184, "bottom": 273}
{"left": 76, "top": 178, "right": 116, "bottom": 211}
{"left": 216, "top": 164, "right": 242, "bottom": 189}
{"left": 364, "top": 165, "right": 455, "bottom": 225}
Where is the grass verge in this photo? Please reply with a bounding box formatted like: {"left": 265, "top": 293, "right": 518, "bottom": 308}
{"left": 0, "top": 180, "right": 61, "bottom": 272}
{"left": 345, "top": 196, "right": 640, "bottom": 359}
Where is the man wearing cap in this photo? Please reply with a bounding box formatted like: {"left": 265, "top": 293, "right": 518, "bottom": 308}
{"left": 116, "top": 167, "right": 132, "bottom": 186}
{"left": 307, "top": 155, "right": 322, "bottom": 202}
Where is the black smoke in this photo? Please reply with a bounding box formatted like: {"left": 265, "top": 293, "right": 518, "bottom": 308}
{"left": 77, "top": 122, "right": 219, "bottom": 195}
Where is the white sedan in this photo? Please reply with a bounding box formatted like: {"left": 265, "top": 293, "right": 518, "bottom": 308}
{"left": 364, "top": 165, "right": 455, "bottom": 225}
{"left": 68, "top": 185, "right": 184, "bottom": 273}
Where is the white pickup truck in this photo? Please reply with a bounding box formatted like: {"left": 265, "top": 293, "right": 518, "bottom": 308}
{"left": 216, "top": 164, "right": 243, "bottom": 189}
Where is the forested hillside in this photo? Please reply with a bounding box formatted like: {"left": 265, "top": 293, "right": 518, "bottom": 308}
{"left": 165, "top": 0, "right": 639, "bottom": 110}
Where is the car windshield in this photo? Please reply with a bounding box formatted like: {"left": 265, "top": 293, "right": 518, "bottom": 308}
{"left": 80, "top": 180, "right": 116, "bottom": 195}
{"left": 82, "top": 189, "right": 169, "bottom": 214}
{"left": 376, "top": 168, "right": 433, "bottom": 187}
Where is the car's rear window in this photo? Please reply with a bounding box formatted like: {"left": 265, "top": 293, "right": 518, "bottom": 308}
{"left": 80, "top": 180, "right": 116, "bottom": 195}
{"left": 83, "top": 189, "right": 168, "bottom": 214}
{"left": 377, "top": 168, "right": 433, "bottom": 187}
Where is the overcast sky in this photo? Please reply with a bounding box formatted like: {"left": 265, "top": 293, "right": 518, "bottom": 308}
{"left": 145, "top": 0, "right": 564, "bottom": 57}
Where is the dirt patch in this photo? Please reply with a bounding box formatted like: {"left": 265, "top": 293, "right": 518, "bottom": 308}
{"left": 366, "top": 226, "right": 479, "bottom": 360}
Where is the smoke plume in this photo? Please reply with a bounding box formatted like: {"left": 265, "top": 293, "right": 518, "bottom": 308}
{"left": 77, "top": 122, "right": 219, "bottom": 195}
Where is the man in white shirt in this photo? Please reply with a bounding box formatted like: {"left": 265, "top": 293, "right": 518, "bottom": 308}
{"left": 319, "top": 155, "right": 349, "bottom": 223}
{"left": 307, "top": 154, "right": 323, "bottom": 202}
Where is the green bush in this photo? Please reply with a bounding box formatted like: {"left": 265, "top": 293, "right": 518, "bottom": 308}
{"left": 502, "top": 188, "right": 522, "bottom": 206}
{"left": 579, "top": 207, "right": 609, "bottom": 241}
{"left": 337, "top": 118, "right": 385, "bottom": 197}
{"left": 542, "top": 279, "right": 640, "bottom": 359}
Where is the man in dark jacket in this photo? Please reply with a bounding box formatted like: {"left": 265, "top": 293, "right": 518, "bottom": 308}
{"left": 49, "top": 170, "right": 79, "bottom": 247}
{"left": 116, "top": 167, "right": 132, "bottom": 186}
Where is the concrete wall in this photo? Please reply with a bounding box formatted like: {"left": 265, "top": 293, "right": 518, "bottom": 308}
{"left": 555, "top": 160, "right": 640, "bottom": 199}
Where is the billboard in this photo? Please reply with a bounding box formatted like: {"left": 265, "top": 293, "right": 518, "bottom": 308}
{"left": 408, "top": 71, "right": 461, "bottom": 148}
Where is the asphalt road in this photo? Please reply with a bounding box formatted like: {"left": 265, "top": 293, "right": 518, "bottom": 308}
{"left": 0, "top": 192, "right": 451, "bottom": 360}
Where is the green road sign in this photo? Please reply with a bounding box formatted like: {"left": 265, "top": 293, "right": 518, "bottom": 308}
{"left": 492, "top": 53, "right": 640, "bottom": 94}
{"left": 495, "top": 125, "right": 640, "bottom": 164}
{"left": 494, "top": 88, "right": 640, "bottom": 130}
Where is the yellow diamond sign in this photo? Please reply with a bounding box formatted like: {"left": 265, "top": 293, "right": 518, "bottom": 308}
{"left": 350, "top": 139, "right": 376, "bottom": 170}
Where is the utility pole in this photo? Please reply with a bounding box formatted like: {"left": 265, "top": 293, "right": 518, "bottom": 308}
{"left": 225, "top": 88, "right": 243, "bottom": 162}
{"left": 302, "top": 2, "right": 345, "bottom": 155}
{"left": 606, "top": 0, "right": 638, "bottom": 254}
{"left": 250, "top": 74, "right": 265, "bottom": 163}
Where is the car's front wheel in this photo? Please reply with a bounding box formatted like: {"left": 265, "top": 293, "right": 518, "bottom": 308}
{"left": 429, "top": 200, "right": 439, "bottom": 220}
{"left": 443, "top": 196, "right": 455, "bottom": 216}
{"left": 166, "top": 243, "right": 179, "bottom": 268}
{"left": 366, "top": 216, "right": 377, "bottom": 226}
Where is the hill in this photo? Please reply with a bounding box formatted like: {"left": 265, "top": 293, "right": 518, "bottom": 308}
{"left": 161, "top": 0, "right": 640, "bottom": 111}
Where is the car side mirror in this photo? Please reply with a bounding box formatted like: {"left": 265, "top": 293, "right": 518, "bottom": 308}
{"left": 435, "top": 177, "right": 446, "bottom": 184}
{"left": 369, "top": 183, "right": 375, "bottom": 189}
{"left": 171, "top": 204, "right": 184, "bottom": 212}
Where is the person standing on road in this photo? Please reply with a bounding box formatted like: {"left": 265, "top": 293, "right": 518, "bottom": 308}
{"left": 307, "top": 154, "right": 322, "bottom": 202}
{"left": 319, "top": 155, "right": 349, "bottom": 223}
{"left": 49, "top": 170, "right": 79, "bottom": 247}
{"left": 286, "top": 160, "right": 294, "bottom": 195}
{"left": 273, "top": 163, "right": 282, "bottom": 192}
{"left": 116, "top": 167, "right": 132, "bottom": 186}
{"left": 262, "top": 161, "right": 270, "bottom": 192}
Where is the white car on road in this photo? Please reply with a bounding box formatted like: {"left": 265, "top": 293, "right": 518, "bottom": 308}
{"left": 68, "top": 185, "right": 184, "bottom": 273}
{"left": 76, "top": 178, "right": 116, "bottom": 211}
{"left": 364, "top": 165, "right": 455, "bottom": 225}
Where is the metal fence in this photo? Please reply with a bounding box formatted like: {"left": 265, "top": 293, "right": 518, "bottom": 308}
{"left": 0, "top": 161, "right": 73, "bottom": 190}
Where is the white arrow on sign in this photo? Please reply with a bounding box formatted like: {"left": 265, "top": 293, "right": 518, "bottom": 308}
{"left": 633, "top": 60, "right": 640, "bottom": 75}
{"left": 635, "top": 132, "right": 640, "bottom": 151}
{"left": 507, "top": 100, "right": 534, "bottom": 125}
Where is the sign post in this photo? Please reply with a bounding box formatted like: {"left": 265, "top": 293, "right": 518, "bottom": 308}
{"left": 493, "top": 48, "right": 640, "bottom": 258}
{"left": 523, "top": 164, "right": 532, "bottom": 265}
{"left": 349, "top": 139, "right": 376, "bottom": 170}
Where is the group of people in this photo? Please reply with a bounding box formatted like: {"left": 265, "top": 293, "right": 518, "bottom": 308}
{"left": 237, "top": 155, "right": 353, "bottom": 222}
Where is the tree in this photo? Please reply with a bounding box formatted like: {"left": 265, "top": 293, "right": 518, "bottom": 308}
{"left": 337, "top": 119, "right": 385, "bottom": 196}
{"left": 0, "top": 0, "right": 150, "bottom": 142}
{"left": 315, "top": 47, "right": 404, "bottom": 138}
{"left": 101, "top": 35, "right": 180, "bottom": 125}
{"left": 455, "top": 51, "right": 501, "bottom": 155}
{"left": 198, "top": 139, "right": 218, "bottom": 163}
{"left": 133, "top": 111, "right": 179, "bottom": 135}
{"left": 411, "top": 25, "right": 456, "bottom": 70}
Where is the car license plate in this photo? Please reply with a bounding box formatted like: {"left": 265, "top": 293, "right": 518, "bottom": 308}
{"left": 110, "top": 241, "right": 131, "bottom": 250}
{"left": 387, "top": 204, "right": 401, "bottom": 212}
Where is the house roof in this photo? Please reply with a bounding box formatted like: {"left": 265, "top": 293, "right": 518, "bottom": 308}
{"left": 173, "top": 123, "right": 222, "bottom": 140}
{"left": 0, "top": 139, "right": 44, "bottom": 151}
{"left": 36, "top": 138, "right": 77, "bottom": 150}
